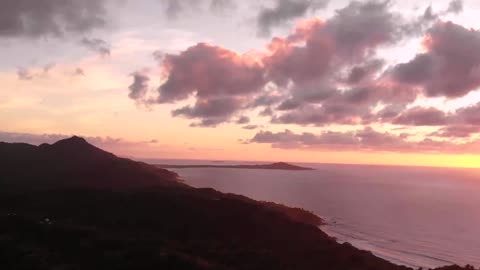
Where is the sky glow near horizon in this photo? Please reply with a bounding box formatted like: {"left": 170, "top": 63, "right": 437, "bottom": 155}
{"left": 1, "top": 0, "right": 480, "bottom": 168}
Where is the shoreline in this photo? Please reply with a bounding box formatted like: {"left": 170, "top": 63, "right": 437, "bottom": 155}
{"left": 320, "top": 222, "right": 458, "bottom": 269}
{"left": 1, "top": 138, "right": 477, "bottom": 270}
{"left": 170, "top": 167, "right": 480, "bottom": 270}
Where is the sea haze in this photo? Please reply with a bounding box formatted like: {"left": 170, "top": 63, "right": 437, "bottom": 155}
{"left": 146, "top": 160, "right": 480, "bottom": 269}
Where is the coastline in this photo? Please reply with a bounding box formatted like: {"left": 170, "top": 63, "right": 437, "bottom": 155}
{"left": 320, "top": 222, "right": 457, "bottom": 269}
{"left": 1, "top": 138, "right": 477, "bottom": 270}
{"left": 170, "top": 166, "right": 480, "bottom": 269}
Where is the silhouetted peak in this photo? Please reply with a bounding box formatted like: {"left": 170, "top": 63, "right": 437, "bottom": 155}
{"left": 272, "top": 162, "right": 289, "bottom": 166}
{"left": 48, "top": 136, "right": 104, "bottom": 152}
{"left": 53, "top": 136, "right": 89, "bottom": 147}
{"left": 43, "top": 136, "right": 115, "bottom": 160}
{"left": 266, "top": 162, "right": 313, "bottom": 170}
{"left": 270, "top": 162, "right": 297, "bottom": 168}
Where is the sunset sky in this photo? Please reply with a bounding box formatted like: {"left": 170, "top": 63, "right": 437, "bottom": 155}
{"left": 1, "top": 0, "right": 480, "bottom": 168}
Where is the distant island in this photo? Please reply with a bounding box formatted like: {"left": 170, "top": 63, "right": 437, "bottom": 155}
{"left": 156, "top": 162, "right": 314, "bottom": 171}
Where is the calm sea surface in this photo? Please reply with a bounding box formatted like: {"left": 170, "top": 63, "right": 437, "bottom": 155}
{"left": 147, "top": 160, "right": 480, "bottom": 269}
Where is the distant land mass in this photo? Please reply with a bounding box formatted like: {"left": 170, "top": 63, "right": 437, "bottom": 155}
{"left": 156, "top": 162, "right": 314, "bottom": 171}
{"left": 0, "top": 137, "right": 474, "bottom": 270}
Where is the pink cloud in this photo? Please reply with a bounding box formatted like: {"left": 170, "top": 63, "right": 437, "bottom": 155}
{"left": 392, "top": 21, "right": 480, "bottom": 98}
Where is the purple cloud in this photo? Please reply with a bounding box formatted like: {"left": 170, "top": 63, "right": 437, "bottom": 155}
{"left": 249, "top": 127, "right": 480, "bottom": 153}
{"left": 392, "top": 22, "right": 480, "bottom": 98}
{"left": 0, "top": 0, "right": 108, "bottom": 38}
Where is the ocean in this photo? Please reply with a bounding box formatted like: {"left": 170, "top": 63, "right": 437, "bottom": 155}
{"left": 146, "top": 160, "right": 480, "bottom": 269}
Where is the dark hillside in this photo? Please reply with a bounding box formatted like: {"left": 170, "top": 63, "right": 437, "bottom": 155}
{"left": 0, "top": 137, "right": 181, "bottom": 191}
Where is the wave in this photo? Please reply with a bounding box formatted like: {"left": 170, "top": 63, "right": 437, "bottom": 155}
{"left": 322, "top": 222, "right": 475, "bottom": 269}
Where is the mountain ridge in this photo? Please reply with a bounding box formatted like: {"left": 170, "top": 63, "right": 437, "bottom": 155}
{"left": 0, "top": 136, "right": 181, "bottom": 190}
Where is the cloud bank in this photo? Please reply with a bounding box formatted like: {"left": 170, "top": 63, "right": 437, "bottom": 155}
{"left": 125, "top": 0, "right": 480, "bottom": 153}
{"left": 0, "top": 0, "right": 109, "bottom": 38}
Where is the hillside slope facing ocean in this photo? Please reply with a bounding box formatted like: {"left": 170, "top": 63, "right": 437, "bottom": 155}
{"left": 0, "top": 137, "right": 475, "bottom": 270}
{"left": 0, "top": 136, "right": 181, "bottom": 190}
